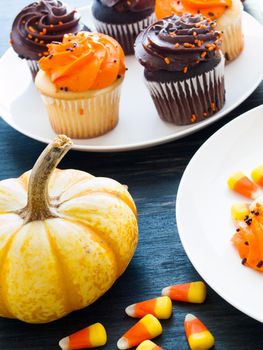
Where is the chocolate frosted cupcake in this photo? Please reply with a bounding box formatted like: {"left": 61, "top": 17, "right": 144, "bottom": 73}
{"left": 10, "top": 0, "right": 87, "bottom": 79}
{"left": 91, "top": 0, "right": 155, "bottom": 54}
{"left": 135, "top": 13, "right": 225, "bottom": 125}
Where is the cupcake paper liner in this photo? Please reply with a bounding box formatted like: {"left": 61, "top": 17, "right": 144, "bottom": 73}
{"left": 93, "top": 13, "right": 156, "bottom": 55}
{"left": 26, "top": 59, "right": 39, "bottom": 80}
{"left": 218, "top": 13, "right": 244, "bottom": 61}
{"left": 145, "top": 57, "right": 225, "bottom": 125}
{"left": 40, "top": 81, "right": 122, "bottom": 139}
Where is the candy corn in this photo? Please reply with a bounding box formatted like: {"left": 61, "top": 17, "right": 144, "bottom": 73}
{"left": 136, "top": 340, "right": 163, "bottom": 350}
{"left": 231, "top": 203, "right": 250, "bottom": 221}
{"left": 228, "top": 171, "right": 258, "bottom": 199}
{"left": 184, "top": 314, "right": 215, "bottom": 350}
{"left": 59, "top": 323, "right": 107, "bottom": 350}
{"left": 117, "top": 314, "right": 162, "bottom": 350}
{"left": 125, "top": 296, "right": 172, "bottom": 319}
{"left": 162, "top": 281, "right": 206, "bottom": 304}
{"left": 251, "top": 165, "right": 263, "bottom": 186}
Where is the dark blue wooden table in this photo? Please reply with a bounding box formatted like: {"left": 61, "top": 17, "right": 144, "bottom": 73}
{"left": 0, "top": 1, "right": 263, "bottom": 349}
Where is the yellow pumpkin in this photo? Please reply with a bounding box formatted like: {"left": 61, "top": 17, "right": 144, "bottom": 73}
{"left": 0, "top": 135, "right": 138, "bottom": 323}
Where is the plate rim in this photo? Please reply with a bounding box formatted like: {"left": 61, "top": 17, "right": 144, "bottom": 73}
{"left": 0, "top": 11, "right": 263, "bottom": 152}
{"left": 176, "top": 104, "right": 263, "bottom": 323}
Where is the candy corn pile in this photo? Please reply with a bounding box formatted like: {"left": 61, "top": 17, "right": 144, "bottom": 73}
{"left": 228, "top": 165, "right": 263, "bottom": 272}
{"left": 58, "top": 281, "right": 215, "bottom": 350}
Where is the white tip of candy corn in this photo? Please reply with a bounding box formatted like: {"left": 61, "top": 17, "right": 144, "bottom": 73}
{"left": 117, "top": 337, "right": 129, "bottom": 350}
{"left": 125, "top": 304, "right": 136, "bottom": 317}
{"left": 185, "top": 313, "right": 196, "bottom": 322}
{"left": 161, "top": 287, "right": 170, "bottom": 296}
{"left": 58, "top": 337, "right": 69, "bottom": 350}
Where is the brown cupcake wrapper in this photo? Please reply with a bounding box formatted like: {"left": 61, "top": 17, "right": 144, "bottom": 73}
{"left": 40, "top": 82, "right": 122, "bottom": 139}
{"left": 145, "top": 57, "right": 225, "bottom": 125}
{"left": 220, "top": 14, "right": 244, "bottom": 61}
{"left": 93, "top": 13, "right": 156, "bottom": 55}
{"left": 26, "top": 60, "right": 39, "bottom": 81}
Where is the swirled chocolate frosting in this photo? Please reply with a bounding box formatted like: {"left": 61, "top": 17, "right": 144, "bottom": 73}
{"left": 100, "top": 0, "right": 154, "bottom": 13}
{"left": 135, "top": 13, "right": 223, "bottom": 72}
{"left": 10, "top": 0, "right": 85, "bottom": 61}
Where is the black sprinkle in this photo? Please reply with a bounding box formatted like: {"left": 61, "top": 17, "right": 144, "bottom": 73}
{"left": 66, "top": 48, "right": 74, "bottom": 52}
{"left": 208, "top": 12, "right": 214, "bottom": 17}
{"left": 236, "top": 228, "right": 240, "bottom": 232}
{"left": 245, "top": 218, "right": 252, "bottom": 226}
{"left": 64, "top": 87, "right": 68, "bottom": 92}
{"left": 257, "top": 260, "right": 263, "bottom": 268}
{"left": 117, "top": 74, "right": 121, "bottom": 79}
{"left": 255, "top": 211, "right": 260, "bottom": 216}
{"left": 48, "top": 54, "right": 53, "bottom": 59}
{"left": 242, "top": 258, "right": 247, "bottom": 265}
{"left": 244, "top": 241, "right": 249, "bottom": 246}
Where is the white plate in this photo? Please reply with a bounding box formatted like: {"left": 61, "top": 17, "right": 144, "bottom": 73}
{"left": 176, "top": 105, "right": 263, "bottom": 323}
{"left": 0, "top": 10, "right": 262, "bottom": 152}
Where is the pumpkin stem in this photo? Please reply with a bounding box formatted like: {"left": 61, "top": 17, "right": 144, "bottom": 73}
{"left": 19, "top": 135, "right": 73, "bottom": 223}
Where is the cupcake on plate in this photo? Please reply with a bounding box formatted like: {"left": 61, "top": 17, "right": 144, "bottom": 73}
{"left": 91, "top": 0, "right": 156, "bottom": 55}
{"left": 135, "top": 13, "right": 225, "bottom": 125}
{"left": 35, "top": 31, "right": 126, "bottom": 139}
{"left": 10, "top": 0, "right": 88, "bottom": 79}
{"left": 155, "top": 0, "right": 244, "bottom": 61}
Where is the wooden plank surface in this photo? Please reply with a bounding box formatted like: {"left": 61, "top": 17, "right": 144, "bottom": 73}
{"left": 0, "top": 0, "right": 263, "bottom": 349}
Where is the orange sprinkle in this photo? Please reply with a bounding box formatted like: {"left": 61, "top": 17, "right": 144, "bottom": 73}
{"left": 79, "top": 108, "right": 84, "bottom": 115}
{"left": 175, "top": 43, "right": 180, "bottom": 48}
{"left": 43, "top": 28, "right": 47, "bottom": 34}
{"left": 39, "top": 40, "right": 44, "bottom": 44}
{"left": 184, "top": 43, "right": 195, "bottom": 48}
{"left": 38, "top": 53, "right": 42, "bottom": 57}
{"left": 28, "top": 34, "right": 33, "bottom": 39}
{"left": 58, "top": 21, "right": 63, "bottom": 25}
{"left": 203, "top": 112, "right": 208, "bottom": 117}
{"left": 9, "top": 38, "right": 13, "bottom": 45}
{"left": 191, "top": 114, "right": 197, "bottom": 123}
{"left": 29, "top": 26, "right": 35, "bottom": 33}
{"left": 195, "top": 23, "right": 200, "bottom": 28}
{"left": 192, "top": 31, "right": 197, "bottom": 36}
{"left": 22, "top": 20, "right": 26, "bottom": 24}
{"left": 211, "top": 102, "right": 216, "bottom": 111}
{"left": 183, "top": 66, "right": 188, "bottom": 74}
{"left": 201, "top": 52, "right": 207, "bottom": 58}
{"left": 50, "top": 24, "right": 54, "bottom": 28}
{"left": 164, "top": 57, "right": 170, "bottom": 64}
{"left": 195, "top": 40, "right": 203, "bottom": 47}
{"left": 43, "top": 51, "right": 49, "bottom": 56}
{"left": 35, "top": 38, "right": 39, "bottom": 42}
{"left": 35, "top": 21, "right": 39, "bottom": 25}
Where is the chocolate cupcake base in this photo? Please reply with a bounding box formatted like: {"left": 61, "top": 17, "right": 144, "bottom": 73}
{"left": 145, "top": 57, "right": 225, "bottom": 125}
{"left": 93, "top": 13, "right": 156, "bottom": 55}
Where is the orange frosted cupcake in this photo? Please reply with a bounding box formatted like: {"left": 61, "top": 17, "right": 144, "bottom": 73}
{"left": 35, "top": 31, "right": 126, "bottom": 138}
{"left": 155, "top": 0, "right": 244, "bottom": 61}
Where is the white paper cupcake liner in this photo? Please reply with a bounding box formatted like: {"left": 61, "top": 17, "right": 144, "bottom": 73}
{"left": 145, "top": 56, "right": 225, "bottom": 125}
{"left": 218, "top": 12, "right": 243, "bottom": 61}
{"left": 26, "top": 60, "right": 39, "bottom": 80}
{"left": 93, "top": 12, "right": 156, "bottom": 54}
{"left": 40, "top": 82, "right": 122, "bottom": 139}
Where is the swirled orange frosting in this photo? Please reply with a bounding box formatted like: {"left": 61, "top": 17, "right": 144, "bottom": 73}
{"left": 39, "top": 31, "right": 126, "bottom": 92}
{"left": 156, "top": 0, "right": 232, "bottom": 20}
